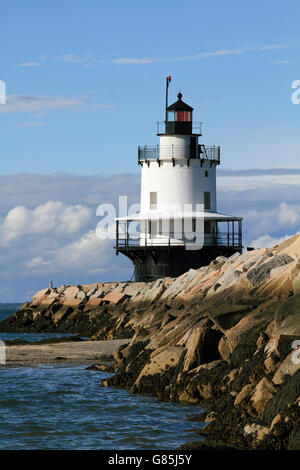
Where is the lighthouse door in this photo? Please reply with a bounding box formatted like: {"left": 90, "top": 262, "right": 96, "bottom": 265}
{"left": 190, "top": 137, "right": 196, "bottom": 159}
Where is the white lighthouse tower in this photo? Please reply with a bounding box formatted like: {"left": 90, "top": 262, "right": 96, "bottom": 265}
{"left": 116, "top": 78, "right": 243, "bottom": 281}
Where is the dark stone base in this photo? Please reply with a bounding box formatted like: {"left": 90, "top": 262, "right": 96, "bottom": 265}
{"left": 117, "top": 246, "right": 242, "bottom": 282}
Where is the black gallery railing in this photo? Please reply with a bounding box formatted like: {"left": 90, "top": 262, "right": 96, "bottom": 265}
{"left": 116, "top": 222, "right": 243, "bottom": 250}
{"left": 138, "top": 145, "right": 220, "bottom": 163}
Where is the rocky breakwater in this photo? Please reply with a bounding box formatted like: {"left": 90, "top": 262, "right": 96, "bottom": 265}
{"left": 101, "top": 234, "right": 300, "bottom": 450}
{"left": 0, "top": 281, "right": 151, "bottom": 338}
{"left": 1, "top": 234, "right": 300, "bottom": 449}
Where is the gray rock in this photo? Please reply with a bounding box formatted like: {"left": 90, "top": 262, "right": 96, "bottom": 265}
{"left": 76, "top": 291, "right": 86, "bottom": 300}
{"left": 242, "top": 260, "right": 257, "bottom": 272}
{"left": 90, "top": 289, "right": 105, "bottom": 299}
{"left": 234, "top": 270, "right": 242, "bottom": 279}
{"left": 247, "top": 254, "right": 294, "bottom": 286}
{"left": 86, "top": 287, "right": 97, "bottom": 297}
{"left": 113, "top": 283, "right": 128, "bottom": 293}
{"left": 57, "top": 285, "right": 66, "bottom": 294}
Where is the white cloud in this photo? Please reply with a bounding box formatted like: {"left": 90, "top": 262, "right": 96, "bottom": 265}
{"left": 0, "top": 94, "right": 113, "bottom": 115}
{"left": 232, "top": 202, "right": 300, "bottom": 242}
{"left": 18, "top": 62, "right": 41, "bottom": 67}
{"left": 27, "top": 256, "right": 51, "bottom": 268}
{"left": 277, "top": 202, "right": 300, "bottom": 226}
{"left": 58, "top": 53, "right": 97, "bottom": 64}
{"left": 112, "top": 58, "right": 155, "bottom": 64}
{"left": 249, "top": 234, "right": 292, "bottom": 249}
{"left": 0, "top": 95, "right": 83, "bottom": 114}
{"left": 0, "top": 201, "right": 92, "bottom": 244}
{"left": 258, "top": 44, "right": 289, "bottom": 51}
{"left": 0, "top": 169, "right": 299, "bottom": 301}
{"left": 57, "top": 45, "right": 291, "bottom": 67}
{"left": 18, "top": 55, "right": 48, "bottom": 67}
{"left": 0, "top": 173, "right": 140, "bottom": 211}
{"left": 58, "top": 53, "right": 119, "bottom": 66}
{"left": 270, "top": 60, "right": 296, "bottom": 64}
{"left": 55, "top": 230, "right": 111, "bottom": 269}
{"left": 13, "top": 121, "right": 45, "bottom": 129}
{"left": 56, "top": 205, "right": 92, "bottom": 234}
{"left": 112, "top": 44, "right": 291, "bottom": 65}
{"left": 218, "top": 173, "right": 300, "bottom": 191}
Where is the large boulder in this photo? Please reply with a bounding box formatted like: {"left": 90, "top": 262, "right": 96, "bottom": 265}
{"left": 251, "top": 378, "right": 277, "bottom": 417}
{"left": 63, "top": 286, "right": 80, "bottom": 299}
{"left": 272, "top": 350, "right": 300, "bottom": 385}
{"left": 32, "top": 288, "right": 50, "bottom": 299}
{"left": 102, "top": 292, "right": 128, "bottom": 305}
{"left": 247, "top": 254, "right": 294, "bottom": 287}
{"left": 52, "top": 306, "right": 72, "bottom": 324}
{"left": 134, "top": 346, "right": 184, "bottom": 389}
{"left": 264, "top": 335, "right": 300, "bottom": 360}
{"left": 62, "top": 298, "right": 82, "bottom": 307}
{"left": 83, "top": 298, "right": 103, "bottom": 312}
{"left": 234, "top": 384, "right": 255, "bottom": 406}
{"left": 218, "top": 335, "right": 232, "bottom": 363}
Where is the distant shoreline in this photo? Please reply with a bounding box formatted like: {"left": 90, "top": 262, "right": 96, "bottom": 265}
{"left": 4, "top": 338, "right": 130, "bottom": 367}
{"left": 0, "top": 303, "right": 23, "bottom": 311}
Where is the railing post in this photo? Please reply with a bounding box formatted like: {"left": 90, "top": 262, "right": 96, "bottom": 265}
{"left": 232, "top": 221, "right": 234, "bottom": 246}
{"left": 227, "top": 221, "right": 230, "bottom": 246}
{"left": 116, "top": 220, "right": 119, "bottom": 251}
{"left": 145, "top": 220, "right": 148, "bottom": 247}
{"left": 238, "top": 220, "right": 242, "bottom": 248}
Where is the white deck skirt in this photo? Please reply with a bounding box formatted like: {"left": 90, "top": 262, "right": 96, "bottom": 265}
{"left": 116, "top": 211, "right": 242, "bottom": 222}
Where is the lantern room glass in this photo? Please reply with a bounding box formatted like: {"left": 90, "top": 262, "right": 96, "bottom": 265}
{"left": 167, "top": 111, "right": 191, "bottom": 122}
{"left": 175, "top": 111, "right": 191, "bottom": 122}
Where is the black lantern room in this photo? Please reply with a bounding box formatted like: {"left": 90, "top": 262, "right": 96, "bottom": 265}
{"left": 165, "top": 92, "right": 194, "bottom": 135}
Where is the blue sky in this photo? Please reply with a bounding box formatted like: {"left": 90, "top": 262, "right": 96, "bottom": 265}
{"left": 1, "top": 1, "right": 300, "bottom": 301}
{"left": 1, "top": 0, "right": 300, "bottom": 174}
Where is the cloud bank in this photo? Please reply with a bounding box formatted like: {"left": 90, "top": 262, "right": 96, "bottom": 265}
{"left": 0, "top": 95, "right": 83, "bottom": 114}
{"left": 0, "top": 169, "right": 299, "bottom": 301}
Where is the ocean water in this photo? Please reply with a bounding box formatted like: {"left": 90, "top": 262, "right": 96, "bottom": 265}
{"left": 0, "top": 308, "right": 204, "bottom": 450}
{"left": 0, "top": 308, "right": 20, "bottom": 322}
{"left": 0, "top": 365, "right": 203, "bottom": 450}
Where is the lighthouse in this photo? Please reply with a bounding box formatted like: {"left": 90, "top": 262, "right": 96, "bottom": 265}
{"left": 115, "top": 78, "right": 243, "bottom": 282}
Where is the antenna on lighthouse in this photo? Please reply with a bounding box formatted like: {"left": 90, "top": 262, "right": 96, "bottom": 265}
{"left": 165, "top": 76, "right": 172, "bottom": 123}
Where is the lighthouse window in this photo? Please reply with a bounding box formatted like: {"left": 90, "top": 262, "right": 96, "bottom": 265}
{"left": 205, "top": 170, "right": 209, "bottom": 177}
{"left": 149, "top": 220, "right": 157, "bottom": 238}
{"left": 204, "top": 192, "right": 211, "bottom": 210}
{"left": 168, "top": 111, "right": 175, "bottom": 121}
{"left": 176, "top": 111, "right": 185, "bottom": 122}
{"left": 175, "top": 111, "right": 191, "bottom": 122}
{"left": 169, "top": 218, "right": 174, "bottom": 238}
{"left": 150, "top": 192, "right": 157, "bottom": 210}
{"left": 158, "top": 219, "right": 162, "bottom": 235}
